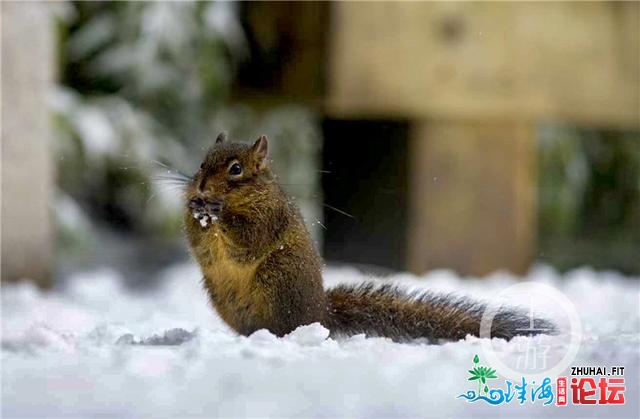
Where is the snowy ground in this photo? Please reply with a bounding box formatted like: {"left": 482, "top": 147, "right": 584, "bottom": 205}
{"left": 2, "top": 263, "right": 639, "bottom": 418}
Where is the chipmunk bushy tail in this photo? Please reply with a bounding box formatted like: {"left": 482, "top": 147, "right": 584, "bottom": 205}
{"left": 325, "top": 283, "right": 555, "bottom": 342}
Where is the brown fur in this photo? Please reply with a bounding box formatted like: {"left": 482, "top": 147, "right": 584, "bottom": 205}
{"left": 184, "top": 135, "right": 554, "bottom": 342}
{"left": 184, "top": 136, "right": 325, "bottom": 336}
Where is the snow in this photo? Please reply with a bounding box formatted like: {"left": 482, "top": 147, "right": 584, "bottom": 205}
{"left": 53, "top": 191, "right": 93, "bottom": 234}
{"left": 192, "top": 209, "right": 218, "bottom": 228}
{"left": 2, "top": 264, "right": 639, "bottom": 418}
{"left": 71, "top": 106, "right": 120, "bottom": 157}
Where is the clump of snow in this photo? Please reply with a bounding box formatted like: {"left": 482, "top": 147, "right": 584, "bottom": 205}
{"left": 2, "top": 263, "right": 638, "bottom": 418}
{"left": 285, "top": 323, "right": 331, "bottom": 346}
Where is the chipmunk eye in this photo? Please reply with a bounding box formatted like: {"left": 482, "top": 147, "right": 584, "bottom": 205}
{"left": 228, "top": 162, "right": 242, "bottom": 177}
{"left": 200, "top": 163, "right": 204, "bottom": 170}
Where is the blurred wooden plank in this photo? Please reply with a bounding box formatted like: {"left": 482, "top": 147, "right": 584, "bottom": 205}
{"left": 327, "top": 2, "right": 640, "bottom": 128}
{"left": 407, "top": 121, "right": 536, "bottom": 275}
{"left": 1, "top": 2, "right": 55, "bottom": 287}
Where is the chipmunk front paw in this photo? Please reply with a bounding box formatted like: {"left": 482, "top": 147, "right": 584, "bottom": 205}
{"left": 189, "top": 198, "right": 223, "bottom": 228}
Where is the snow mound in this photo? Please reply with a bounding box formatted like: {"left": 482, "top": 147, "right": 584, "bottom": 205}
{"left": 2, "top": 263, "right": 638, "bottom": 418}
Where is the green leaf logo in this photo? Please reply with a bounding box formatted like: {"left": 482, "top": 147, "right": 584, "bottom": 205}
{"left": 467, "top": 355, "right": 498, "bottom": 396}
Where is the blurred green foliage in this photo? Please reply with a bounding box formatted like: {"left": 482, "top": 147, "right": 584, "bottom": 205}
{"left": 538, "top": 124, "right": 640, "bottom": 274}
{"left": 54, "top": 1, "right": 235, "bottom": 240}
{"left": 52, "top": 1, "right": 321, "bottom": 261}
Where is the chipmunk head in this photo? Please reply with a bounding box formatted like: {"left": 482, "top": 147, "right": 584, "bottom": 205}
{"left": 186, "top": 133, "right": 272, "bottom": 227}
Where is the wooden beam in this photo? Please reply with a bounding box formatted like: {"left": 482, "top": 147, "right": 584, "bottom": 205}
{"left": 327, "top": 2, "right": 640, "bottom": 128}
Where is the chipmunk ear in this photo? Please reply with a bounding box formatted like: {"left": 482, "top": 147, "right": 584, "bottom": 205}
{"left": 251, "top": 135, "right": 269, "bottom": 170}
{"left": 215, "top": 132, "right": 227, "bottom": 144}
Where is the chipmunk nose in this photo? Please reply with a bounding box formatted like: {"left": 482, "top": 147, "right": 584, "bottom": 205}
{"left": 188, "top": 197, "right": 204, "bottom": 209}
{"left": 205, "top": 199, "right": 224, "bottom": 214}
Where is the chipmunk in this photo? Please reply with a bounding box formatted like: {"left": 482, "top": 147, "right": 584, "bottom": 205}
{"left": 183, "top": 133, "right": 554, "bottom": 342}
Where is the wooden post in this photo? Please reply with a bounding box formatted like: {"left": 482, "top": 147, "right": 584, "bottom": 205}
{"left": 408, "top": 121, "right": 536, "bottom": 275}
{"left": 1, "top": 1, "right": 55, "bottom": 287}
